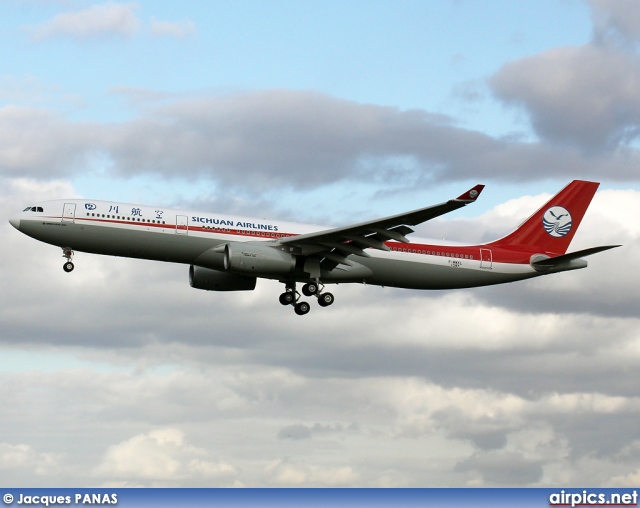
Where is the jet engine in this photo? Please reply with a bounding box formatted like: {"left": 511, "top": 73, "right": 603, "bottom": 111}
{"left": 223, "top": 242, "right": 296, "bottom": 276}
{"left": 189, "top": 265, "right": 256, "bottom": 291}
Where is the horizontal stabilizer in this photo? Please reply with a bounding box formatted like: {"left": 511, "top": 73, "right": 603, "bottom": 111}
{"left": 531, "top": 245, "right": 621, "bottom": 270}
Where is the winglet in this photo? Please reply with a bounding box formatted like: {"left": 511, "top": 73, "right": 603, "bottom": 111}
{"left": 456, "top": 184, "right": 485, "bottom": 202}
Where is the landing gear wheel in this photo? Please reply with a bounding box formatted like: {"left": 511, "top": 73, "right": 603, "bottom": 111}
{"left": 302, "top": 282, "right": 318, "bottom": 296}
{"left": 279, "top": 292, "right": 295, "bottom": 305}
{"left": 61, "top": 247, "right": 75, "bottom": 273}
{"left": 294, "top": 301, "right": 311, "bottom": 315}
{"left": 318, "top": 292, "right": 334, "bottom": 307}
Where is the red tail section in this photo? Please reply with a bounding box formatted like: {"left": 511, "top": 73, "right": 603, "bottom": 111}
{"left": 489, "top": 180, "right": 600, "bottom": 254}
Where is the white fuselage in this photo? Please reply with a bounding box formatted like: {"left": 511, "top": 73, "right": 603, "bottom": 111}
{"left": 10, "top": 198, "right": 548, "bottom": 291}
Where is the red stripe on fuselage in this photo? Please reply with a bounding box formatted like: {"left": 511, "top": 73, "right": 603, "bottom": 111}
{"left": 72, "top": 216, "right": 541, "bottom": 265}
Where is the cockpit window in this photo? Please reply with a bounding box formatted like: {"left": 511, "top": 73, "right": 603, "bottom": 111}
{"left": 23, "top": 206, "right": 44, "bottom": 212}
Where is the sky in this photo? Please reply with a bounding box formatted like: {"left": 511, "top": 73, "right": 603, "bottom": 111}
{"left": 1, "top": 0, "right": 639, "bottom": 488}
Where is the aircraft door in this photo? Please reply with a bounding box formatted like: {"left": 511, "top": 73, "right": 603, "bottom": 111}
{"left": 480, "top": 248, "right": 492, "bottom": 269}
{"left": 62, "top": 203, "right": 76, "bottom": 223}
{"left": 176, "top": 215, "right": 188, "bottom": 235}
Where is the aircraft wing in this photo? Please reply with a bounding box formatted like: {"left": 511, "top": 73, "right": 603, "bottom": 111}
{"left": 279, "top": 184, "right": 484, "bottom": 266}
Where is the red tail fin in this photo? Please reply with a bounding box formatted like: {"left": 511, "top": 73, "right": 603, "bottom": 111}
{"left": 489, "top": 180, "right": 600, "bottom": 254}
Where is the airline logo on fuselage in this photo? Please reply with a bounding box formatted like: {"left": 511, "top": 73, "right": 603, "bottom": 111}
{"left": 191, "top": 216, "right": 279, "bottom": 231}
{"left": 543, "top": 206, "right": 572, "bottom": 237}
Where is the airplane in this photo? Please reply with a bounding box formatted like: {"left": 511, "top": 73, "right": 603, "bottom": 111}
{"left": 9, "top": 180, "right": 619, "bottom": 316}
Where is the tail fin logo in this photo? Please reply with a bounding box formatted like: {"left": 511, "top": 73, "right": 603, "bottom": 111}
{"left": 543, "top": 206, "right": 573, "bottom": 237}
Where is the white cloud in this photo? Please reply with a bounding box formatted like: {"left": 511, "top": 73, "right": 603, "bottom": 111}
{"left": 264, "top": 459, "right": 359, "bottom": 486}
{"left": 28, "top": 2, "right": 141, "bottom": 41}
{"left": 0, "top": 443, "right": 62, "bottom": 478}
{"left": 24, "top": 3, "right": 197, "bottom": 42}
{"left": 94, "top": 428, "right": 238, "bottom": 486}
{"left": 149, "top": 17, "right": 195, "bottom": 39}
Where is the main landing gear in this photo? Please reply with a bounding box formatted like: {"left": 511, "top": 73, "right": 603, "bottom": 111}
{"left": 62, "top": 247, "right": 75, "bottom": 272}
{"left": 279, "top": 281, "right": 334, "bottom": 316}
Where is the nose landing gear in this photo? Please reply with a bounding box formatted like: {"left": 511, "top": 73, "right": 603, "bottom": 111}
{"left": 279, "top": 280, "right": 334, "bottom": 315}
{"left": 62, "top": 247, "right": 75, "bottom": 272}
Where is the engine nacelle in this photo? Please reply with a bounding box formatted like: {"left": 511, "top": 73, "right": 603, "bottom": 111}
{"left": 224, "top": 242, "right": 296, "bottom": 276}
{"left": 189, "top": 265, "right": 256, "bottom": 291}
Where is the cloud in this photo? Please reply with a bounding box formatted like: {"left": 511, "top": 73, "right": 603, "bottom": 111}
{"left": 490, "top": 45, "right": 640, "bottom": 150}
{"left": 0, "top": 443, "right": 61, "bottom": 477}
{"left": 149, "top": 17, "right": 196, "bottom": 39}
{"left": 94, "top": 428, "right": 238, "bottom": 486}
{"left": 24, "top": 2, "right": 197, "bottom": 42}
{"left": 589, "top": 0, "right": 640, "bottom": 48}
{"left": 455, "top": 450, "right": 544, "bottom": 486}
{"left": 490, "top": 1, "right": 640, "bottom": 152}
{"left": 277, "top": 422, "right": 356, "bottom": 441}
{"left": 0, "top": 106, "right": 100, "bottom": 177}
{"left": 263, "top": 459, "right": 359, "bottom": 486}
{"left": 28, "top": 2, "right": 141, "bottom": 41}
{"left": 3, "top": 90, "right": 640, "bottom": 190}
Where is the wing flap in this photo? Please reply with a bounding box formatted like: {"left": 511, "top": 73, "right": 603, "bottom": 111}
{"left": 319, "top": 241, "right": 372, "bottom": 258}
{"left": 369, "top": 226, "right": 413, "bottom": 243}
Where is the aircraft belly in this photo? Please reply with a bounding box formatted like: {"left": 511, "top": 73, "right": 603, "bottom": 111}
{"left": 20, "top": 221, "right": 218, "bottom": 264}
{"left": 360, "top": 256, "right": 537, "bottom": 290}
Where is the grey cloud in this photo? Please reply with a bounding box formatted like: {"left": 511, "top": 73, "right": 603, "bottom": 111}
{"left": 432, "top": 408, "right": 514, "bottom": 451}
{"left": 589, "top": 0, "right": 640, "bottom": 48}
{"left": 455, "top": 450, "right": 544, "bottom": 485}
{"left": 105, "top": 89, "right": 640, "bottom": 186}
{"left": 490, "top": 45, "right": 640, "bottom": 151}
{"left": 4, "top": 90, "right": 640, "bottom": 191}
{"left": 278, "top": 424, "right": 312, "bottom": 440}
{"left": 490, "top": 1, "right": 640, "bottom": 153}
{"left": 102, "top": 90, "right": 470, "bottom": 189}
{"left": 550, "top": 412, "right": 640, "bottom": 460}
{"left": 0, "top": 106, "right": 101, "bottom": 177}
{"left": 277, "top": 423, "right": 357, "bottom": 441}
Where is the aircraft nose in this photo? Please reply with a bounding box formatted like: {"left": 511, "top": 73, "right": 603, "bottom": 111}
{"left": 9, "top": 214, "right": 20, "bottom": 230}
